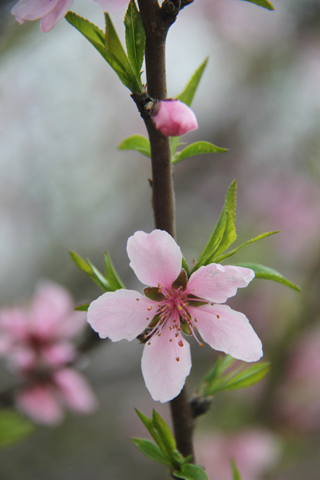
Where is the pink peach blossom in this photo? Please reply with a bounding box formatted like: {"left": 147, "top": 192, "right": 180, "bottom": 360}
{"left": 88, "top": 230, "right": 262, "bottom": 403}
{"left": 0, "top": 281, "right": 86, "bottom": 373}
{"left": 11, "top": 0, "right": 73, "bottom": 32}
{"left": 196, "top": 430, "right": 280, "bottom": 480}
{"left": 152, "top": 100, "right": 198, "bottom": 137}
{"left": 16, "top": 368, "right": 97, "bottom": 425}
{"left": 93, "top": 0, "right": 129, "bottom": 13}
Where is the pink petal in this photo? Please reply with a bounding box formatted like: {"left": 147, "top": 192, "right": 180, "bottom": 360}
{"left": 127, "top": 230, "right": 182, "bottom": 288}
{"left": 152, "top": 100, "right": 198, "bottom": 137}
{"left": 187, "top": 264, "right": 255, "bottom": 303}
{"left": 0, "top": 307, "right": 30, "bottom": 342}
{"left": 54, "top": 368, "right": 97, "bottom": 414}
{"left": 16, "top": 384, "right": 63, "bottom": 425}
{"left": 40, "top": 0, "right": 73, "bottom": 32}
{"left": 30, "top": 281, "right": 75, "bottom": 339}
{"left": 11, "top": 0, "right": 61, "bottom": 21}
{"left": 141, "top": 325, "right": 192, "bottom": 402}
{"left": 87, "top": 289, "right": 154, "bottom": 341}
{"left": 42, "top": 342, "right": 76, "bottom": 367}
{"left": 93, "top": 0, "right": 129, "bottom": 13}
{"left": 190, "top": 304, "right": 262, "bottom": 362}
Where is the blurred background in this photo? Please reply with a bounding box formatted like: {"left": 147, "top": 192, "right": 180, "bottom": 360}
{"left": 0, "top": 0, "right": 320, "bottom": 478}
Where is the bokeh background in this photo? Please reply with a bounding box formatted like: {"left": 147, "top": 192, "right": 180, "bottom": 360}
{"left": 1, "top": 0, "right": 320, "bottom": 478}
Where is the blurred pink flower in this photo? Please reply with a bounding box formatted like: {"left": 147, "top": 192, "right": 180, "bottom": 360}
{"left": 16, "top": 368, "right": 97, "bottom": 425}
{"left": 11, "top": 0, "right": 73, "bottom": 32}
{"left": 93, "top": 0, "right": 129, "bottom": 13}
{"left": 88, "top": 229, "right": 262, "bottom": 403}
{"left": 0, "top": 281, "right": 85, "bottom": 373}
{"left": 0, "top": 281, "right": 97, "bottom": 424}
{"left": 196, "top": 430, "right": 280, "bottom": 480}
{"left": 152, "top": 100, "right": 198, "bottom": 137}
{"left": 273, "top": 326, "right": 320, "bottom": 433}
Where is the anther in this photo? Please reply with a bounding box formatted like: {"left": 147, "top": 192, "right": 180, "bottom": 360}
{"left": 136, "top": 298, "right": 140, "bottom": 301}
{"left": 178, "top": 340, "right": 184, "bottom": 347}
{"left": 217, "top": 315, "right": 220, "bottom": 319}
{"left": 176, "top": 357, "right": 180, "bottom": 362}
{"left": 147, "top": 306, "right": 152, "bottom": 311}
{"left": 175, "top": 333, "right": 179, "bottom": 337}
{"left": 200, "top": 342, "right": 204, "bottom": 347}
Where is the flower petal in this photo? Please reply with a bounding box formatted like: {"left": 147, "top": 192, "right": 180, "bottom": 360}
{"left": 11, "top": 0, "right": 61, "bottom": 21}
{"left": 54, "top": 368, "right": 97, "bottom": 414}
{"left": 40, "top": 0, "right": 73, "bottom": 32}
{"left": 190, "top": 304, "right": 262, "bottom": 362}
{"left": 87, "top": 289, "right": 154, "bottom": 341}
{"left": 187, "top": 264, "right": 255, "bottom": 303}
{"left": 93, "top": 0, "right": 129, "bottom": 13}
{"left": 16, "top": 384, "right": 63, "bottom": 425}
{"left": 127, "top": 230, "right": 182, "bottom": 288}
{"left": 141, "top": 326, "right": 191, "bottom": 402}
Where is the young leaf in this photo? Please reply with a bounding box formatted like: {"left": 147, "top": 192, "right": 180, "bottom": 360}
{"left": 0, "top": 410, "right": 35, "bottom": 448}
{"left": 231, "top": 459, "right": 242, "bottom": 480}
{"left": 124, "top": 0, "right": 146, "bottom": 79}
{"left": 135, "top": 409, "right": 169, "bottom": 459}
{"left": 241, "top": 0, "right": 274, "bottom": 11}
{"left": 170, "top": 58, "right": 208, "bottom": 158}
{"left": 198, "top": 355, "right": 236, "bottom": 395}
{"left": 75, "top": 303, "right": 90, "bottom": 312}
{"left": 177, "top": 58, "right": 208, "bottom": 107}
{"left": 104, "top": 251, "right": 124, "bottom": 290}
{"left": 220, "top": 363, "right": 270, "bottom": 391}
{"left": 85, "top": 258, "right": 110, "bottom": 292}
{"left": 173, "top": 464, "right": 209, "bottom": 480}
{"left": 236, "top": 263, "right": 301, "bottom": 292}
{"left": 152, "top": 410, "right": 177, "bottom": 455}
{"left": 69, "top": 251, "right": 111, "bottom": 292}
{"left": 172, "top": 141, "right": 228, "bottom": 165}
{"left": 195, "top": 181, "right": 237, "bottom": 270}
{"left": 65, "top": 12, "right": 141, "bottom": 93}
{"left": 131, "top": 438, "right": 171, "bottom": 466}
{"left": 118, "top": 134, "right": 151, "bottom": 158}
{"left": 214, "top": 231, "right": 279, "bottom": 263}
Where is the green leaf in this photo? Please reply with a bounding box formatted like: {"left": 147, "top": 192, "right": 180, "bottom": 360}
{"left": 69, "top": 250, "right": 111, "bottom": 292}
{"left": 118, "top": 134, "right": 151, "bottom": 158}
{"left": 231, "top": 459, "right": 242, "bottom": 480}
{"left": 75, "top": 303, "right": 90, "bottom": 312}
{"left": 172, "top": 141, "right": 228, "bottom": 165}
{"left": 236, "top": 263, "right": 301, "bottom": 292}
{"left": 0, "top": 410, "right": 35, "bottom": 448}
{"left": 131, "top": 438, "right": 171, "bottom": 466}
{"left": 124, "top": 0, "right": 146, "bottom": 79}
{"left": 152, "top": 410, "right": 177, "bottom": 455}
{"left": 241, "top": 0, "right": 274, "bottom": 11}
{"left": 214, "top": 231, "right": 279, "bottom": 263}
{"left": 104, "top": 251, "right": 124, "bottom": 290}
{"left": 195, "top": 181, "right": 237, "bottom": 270}
{"left": 221, "top": 363, "right": 270, "bottom": 391}
{"left": 65, "top": 12, "right": 140, "bottom": 93}
{"left": 177, "top": 58, "right": 208, "bottom": 107}
{"left": 182, "top": 258, "right": 190, "bottom": 276}
{"left": 198, "top": 355, "right": 236, "bottom": 395}
{"left": 173, "top": 464, "right": 209, "bottom": 480}
{"left": 69, "top": 250, "right": 92, "bottom": 275}
{"left": 171, "top": 58, "right": 209, "bottom": 158}
{"left": 65, "top": 12, "right": 105, "bottom": 47}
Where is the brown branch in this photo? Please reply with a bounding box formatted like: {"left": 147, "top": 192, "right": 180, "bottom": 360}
{"left": 136, "top": 0, "right": 195, "bottom": 462}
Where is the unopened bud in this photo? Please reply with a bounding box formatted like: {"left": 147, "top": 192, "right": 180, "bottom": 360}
{"left": 151, "top": 99, "right": 198, "bottom": 137}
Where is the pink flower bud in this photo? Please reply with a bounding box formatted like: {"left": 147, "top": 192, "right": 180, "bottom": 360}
{"left": 151, "top": 100, "right": 198, "bottom": 137}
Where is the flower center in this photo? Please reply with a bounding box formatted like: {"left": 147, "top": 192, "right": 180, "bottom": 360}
{"left": 144, "top": 281, "right": 206, "bottom": 361}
